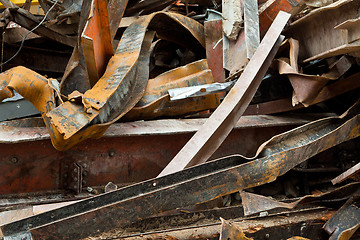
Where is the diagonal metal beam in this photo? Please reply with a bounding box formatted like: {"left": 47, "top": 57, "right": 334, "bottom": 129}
{"left": 158, "top": 11, "right": 290, "bottom": 177}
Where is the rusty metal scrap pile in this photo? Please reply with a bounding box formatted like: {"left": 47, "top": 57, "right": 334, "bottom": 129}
{"left": 0, "top": 0, "right": 360, "bottom": 239}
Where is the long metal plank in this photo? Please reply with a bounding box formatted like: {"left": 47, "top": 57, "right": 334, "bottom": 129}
{"left": 1, "top": 102, "right": 359, "bottom": 239}
{"left": 158, "top": 11, "right": 290, "bottom": 177}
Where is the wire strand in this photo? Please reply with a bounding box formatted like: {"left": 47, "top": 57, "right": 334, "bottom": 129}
{"left": 0, "top": 0, "right": 59, "bottom": 68}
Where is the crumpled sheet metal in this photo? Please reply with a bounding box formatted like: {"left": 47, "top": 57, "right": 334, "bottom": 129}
{"left": 59, "top": 0, "right": 96, "bottom": 95}
{"left": 323, "top": 197, "right": 360, "bottom": 240}
{"left": 0, "top": 12, "right": 206, "bottom": 150}
{"left": 1, "top": 102, "right": 359, "bottom": 240}
{"left": 240, "top": 182, "right": 360, "bottom": 216}
{"left": 277, "top": 38, "right": 348, "bottom": 106}
{"left": 244, "top": 70, "right": 360, "bottom": 115}
{"left": 124, "top": 59, "right": 220, "bottom": 121}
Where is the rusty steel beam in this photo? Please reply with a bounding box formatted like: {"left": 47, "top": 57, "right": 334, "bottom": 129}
{"left": 0, "top": 115, "right": 316, "bottom": 195}
{"left": 204, "top": 19, "right": 225, "bottom": 83}
{"left": 1, "top": 102, "right": 359, "bottom": 239}
{"left": 158, "top": 11, "right": 290, "bottom": 177}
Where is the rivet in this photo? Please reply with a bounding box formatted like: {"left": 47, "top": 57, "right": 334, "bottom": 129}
{"left": 10, "top": 157, "right": 18, "bottom": 164}
{"left": 108, "top": 151, "right": 115, "bottom": 157}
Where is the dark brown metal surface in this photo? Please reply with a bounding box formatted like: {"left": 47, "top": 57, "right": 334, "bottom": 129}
{"left": 2, "top": 43, "right": 71, "bottom": 74}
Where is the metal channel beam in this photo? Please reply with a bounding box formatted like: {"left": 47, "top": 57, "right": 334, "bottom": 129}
{"left": 0, "top": 115, "right": 315, "bottom": 195}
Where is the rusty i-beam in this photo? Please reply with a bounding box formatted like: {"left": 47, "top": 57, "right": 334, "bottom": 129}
{"left": 158, "top": 11, "right": 291, "bottom": 177}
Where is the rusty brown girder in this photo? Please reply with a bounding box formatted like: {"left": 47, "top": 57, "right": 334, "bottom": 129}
{"left": 1, "top": 100, "right": 359, "bottom": 240}
{"left": 0, "top": 114, "right": 320, "bottom": 196}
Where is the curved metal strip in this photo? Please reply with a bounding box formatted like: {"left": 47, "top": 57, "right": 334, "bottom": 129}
{"left": 47, "top": 12, "right": 205, "bottom": 141}
{"left": 124, "top": 59, "right": 220, "bottom": 121}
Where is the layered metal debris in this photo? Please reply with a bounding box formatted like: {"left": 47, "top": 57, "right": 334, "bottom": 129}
{"left": 0, "top": 0, "right": 360, "bottom": 239}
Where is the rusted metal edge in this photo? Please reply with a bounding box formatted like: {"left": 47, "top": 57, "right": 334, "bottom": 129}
{"left": 1, "top": 101, "right": 359, "bottom": 240}
{"left": 303, "top": 41, "right": 360, "bottom": 63}
{"left": 240, "top": 182, "right": 360, "bottom": 216}
{"left": 288, "top": 0, "right": 352, "bottom": 28}
{"left": 121, "top": 207, "right": 332, "bottom": 240}
{"left": 332, "top": 162, "right": 360, "bottom": 185}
